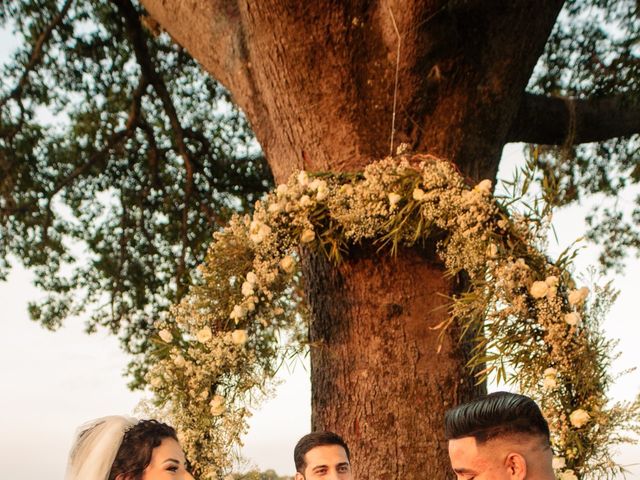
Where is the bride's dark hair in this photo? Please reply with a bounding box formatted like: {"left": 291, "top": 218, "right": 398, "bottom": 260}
{"left": 108, "top": 419, "right": 178, "bottom": 480}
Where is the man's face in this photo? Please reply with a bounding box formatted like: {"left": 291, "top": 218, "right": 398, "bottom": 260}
{"left": 296, "top": 444, "right": 353, "bottom": 480}
{"left": 448, "top": 436, "right": 524, "bottom": 480}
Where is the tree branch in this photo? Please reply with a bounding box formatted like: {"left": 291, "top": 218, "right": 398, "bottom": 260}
{"left": 113, "top": 0, "right": 196, "bottom": 297}
{"left": 507, "top": 93, "right": 640, "bottom": 145}
{"left": 0, "top": 0, "right": 73, "bottom": 109}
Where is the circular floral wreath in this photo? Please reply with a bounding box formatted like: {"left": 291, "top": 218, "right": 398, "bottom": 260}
{"left": 148, "top": 153, "right": 639, "bottom": 479}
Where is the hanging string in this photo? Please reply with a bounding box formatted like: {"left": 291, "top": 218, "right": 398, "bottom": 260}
{"left": 388, "top": 7, "right": 401, "bottom": 156}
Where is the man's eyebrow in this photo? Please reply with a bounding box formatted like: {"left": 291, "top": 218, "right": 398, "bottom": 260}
{"left": 311, "top": 464, "right": 328, "bottom": 472}
{"left": 453, "top": 467, "right": 477, "bottom": 474}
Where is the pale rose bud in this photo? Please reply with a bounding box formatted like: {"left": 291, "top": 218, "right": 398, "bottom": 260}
{"left": 558, "top": 469, "right": 578, "bottom": 480}
{"left": 158, "top": 329, "right": 173, "bottom": 343}
{"left": 229, "top": 304, "right": 247, "bottom": 323}
{"left": 545, "top": 275, "right": 559, "bottom": 287}
{"left": 474, "top": 179, "right": 492, "bottom": 195}
{"left": 231, "top": 329, "right": 248, "bottom": 345}
{"left": 249, "top": 220, "right": 271, "bottom": 244}
{"left": 530, "top": 281, "right": 549, "bottom": 299}
{"left": 340, "top": 184, "right": 354, "bottom": 196}
{"left": 279, "top": 255, "right": 296, "bottom": 274}
{"left": 196, "top": 326, "right": 213, "bottom": 343}
{"left": 388, "top": 192, "right": 402, "bottom": 207}
{"left": 173, "top": 354, "right": 186, "bottom": 368}
{"left": 569, "top": 409, "right": 591, "bottom": 428}
{"left": 552, "top": 456, "right": 566, "bottom": 470}
{"left": 543, "top": 367, "right": 557, "bottom": 377}
{"left": 299, "top": 195, "right": 313, "bottom": 208}
{"left": 246, "top": 271, "right": 257, "bottom": 284}
{"left": 276, "top": 184, "right": 288, "bottom": 196}
{"left": 543, "top": 376, "right": 557, "bottom": 390}
{"left": 568, "top": 286, "right": 589, "bottom": 306}
{"left": 412, "top": 187, "right": 426, "bottom": 201}
{"left": 241, "top": 281, "right": 254, "bottom": 297}
{"left": 150, "top": 376, "right": 162, "bottom": 388}
{"left": 300, "top": 229, "right": 315, "bottom": 243}
{"left": 268, "top": 202, "right": 283, "bottom": 214}
{"left": 564, "top": 312, "right": 581, "bottom": 327}
{"left": 209, "top": 395, "right": 226, "bottom": 416}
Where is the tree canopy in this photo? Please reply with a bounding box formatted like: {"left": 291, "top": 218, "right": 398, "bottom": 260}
{"left": 0, "top": 0, "right": 272, "bottom": 384}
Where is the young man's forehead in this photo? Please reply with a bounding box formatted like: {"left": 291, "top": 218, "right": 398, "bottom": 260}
{"left": 305, "top": 444, "right": 349, "bottom": 464}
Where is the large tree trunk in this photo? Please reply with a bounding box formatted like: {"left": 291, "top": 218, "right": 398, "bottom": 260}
{"left": 304, "top": 246, "right": 482, "bottom": 478}
{"left": 139, "top": 1, "right": 565, "bottom": 477}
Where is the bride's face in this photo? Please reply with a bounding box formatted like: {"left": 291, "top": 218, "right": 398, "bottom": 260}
{"left": 141, "top": 437, "right": 194, "bottom": 480}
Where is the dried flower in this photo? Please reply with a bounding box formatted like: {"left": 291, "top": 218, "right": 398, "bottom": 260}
{"left": 231, "top": 329, "right": 248, "bottom": 345}
{"left": 569, "top": 409, "right": 591, "bottom": 428}
{"left": 159, "top": 329, "right": 173, "bottom": 343}
{"left": 530, "top": 281, "right": 549, "bottom": 299}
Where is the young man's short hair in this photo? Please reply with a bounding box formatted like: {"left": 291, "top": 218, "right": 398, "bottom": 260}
{"left": 444, "top": 391, "right": 550, "bottom": 444}
{"left": 293, "top": 431, "right": 350, "bottom": 473}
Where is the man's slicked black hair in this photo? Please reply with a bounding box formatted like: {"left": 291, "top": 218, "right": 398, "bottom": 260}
{"left": 293, "top": 431, "right": 350, "bottom": 473}
{"left": 444, "top": 391, "right": 550, "bottom": 444}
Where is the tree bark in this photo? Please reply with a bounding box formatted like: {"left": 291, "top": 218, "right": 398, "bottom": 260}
{"left": 138, "top": 1, "right": 566, "bottom": 477}
{"left": 304, "top": 246, "right": 482, "bottom": 478}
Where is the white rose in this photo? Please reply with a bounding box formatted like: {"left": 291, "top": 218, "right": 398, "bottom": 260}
{"left": 231, "top": 329, "right": 248, "bottom": 345}
{"left": 564, "top": 312, "right": 581, "bottom": 327}
{"left": 279, "top": 255, "right": 296, "bottom": 274}
{"left": 268, "top": 201, "right": 283, "bottom": 214}
{"left": 474, "top": 179, "right": 492, "bottom": 195}
{"left": 150, "top": 376, "right": 162, "bottom": 389}
{"left": 246, "top": 271, "right": 257, "bottom": 284}
{"left": 300, "top": 229, "right": 315, "bottom": 243}
{"left": 315, "top": 182, "right": 329, "bottom": 201}
{"left": 568, "top": 286, "right": 589, "bottom": 306}
{"left": 209, "top": 395, "right": 226, "bottom": 416}
{"left": 299, "top": 195, "right": 313, "bottom": 208}
{"left": 173, "top": 354, "right": 186, "bottom": 368}
{"left": 412, "top": 187, "right": 426, "bottom": 201}
{"left": 229, "top": 304, "right": 247, "bottom": 323}
{"left": 158, "top": 329, "right": 173, "bottom": 343}
{"left": 529, "top": 281, "right": 549, "bottom": 299}
{"left": 569, "top": 408, "right": 591, "bottom": 428}
{"left": 196, "top": 326, "right": 213, "bottom": 343}
{"left": 543, "top": 376, "right": 557, "bottom": 390}
{"left": 545, "top": 275, "right": 559, "bottom": 287}
{"left": 276, "top": 184, "right": 288, "bottom": 196}
{"left": 388, "top": 192, "right": 402, "bottom": 207}
{"left": 543, "top": 367, "right": 557, "bottom": 378}
{"left": 249, "top": 220, "right": 272, "bottom": 244}
{"left": 297, "top": 171, "right": 309, "bottom": 186}
{"left": 552, "top": 456, "right": 566, "bottom": 470}
{"left": 241, "top": 280, "right": 255, "bottom": 297}
{"left": 558, "top": 469, "right": 578, "bottom": 480}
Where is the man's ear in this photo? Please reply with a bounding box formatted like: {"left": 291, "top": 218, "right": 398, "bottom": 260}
{"left": 505, "top": 452, "right": 527, "bottom": 479}
{"left": 295, "top": 472, "right": 305, "bottom": 480}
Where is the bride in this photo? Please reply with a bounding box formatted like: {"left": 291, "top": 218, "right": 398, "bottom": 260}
{"left": 65, "top": 416, "right": 194, "bottom": 480}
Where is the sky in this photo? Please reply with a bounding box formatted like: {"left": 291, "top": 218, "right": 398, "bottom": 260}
{"left": 1, "top": 22, "right": 640, "bottom": 480}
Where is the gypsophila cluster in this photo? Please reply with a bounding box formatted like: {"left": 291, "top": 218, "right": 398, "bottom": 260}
{"left": 146, "top": 153, "right": 639, "bottom": 479}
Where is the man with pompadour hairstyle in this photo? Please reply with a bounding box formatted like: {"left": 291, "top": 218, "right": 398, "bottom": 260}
{"left": 293, "top": 431, "right": 352, "bottom": 480}
{"left": 445, "top": 391, "right": 556, "bottom": 480}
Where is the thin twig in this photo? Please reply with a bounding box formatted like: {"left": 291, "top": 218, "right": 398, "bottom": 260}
{"left": 388, "top": 7, "right": 401, "bottom": 156}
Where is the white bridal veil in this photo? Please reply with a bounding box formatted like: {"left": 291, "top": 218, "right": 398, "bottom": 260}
{"left": 65, "top": 415, "right": 137, "bottom": 480}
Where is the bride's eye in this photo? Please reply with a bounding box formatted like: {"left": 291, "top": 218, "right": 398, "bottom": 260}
{"left": 167, "top": 465, "right": 179, "bottom": 472}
